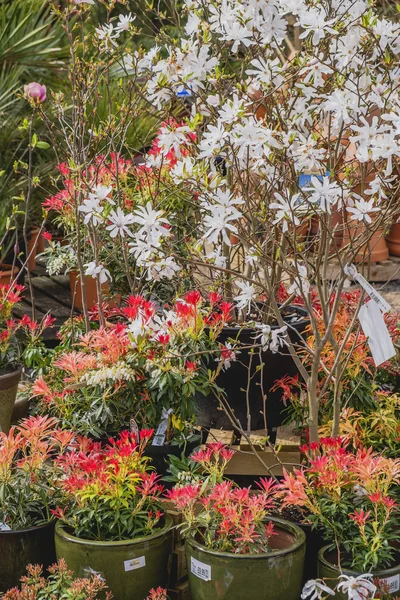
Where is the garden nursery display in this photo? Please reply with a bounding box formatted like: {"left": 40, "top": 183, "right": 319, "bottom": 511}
{"left": 1, "top": 0, "right": 400, "bottom": 598}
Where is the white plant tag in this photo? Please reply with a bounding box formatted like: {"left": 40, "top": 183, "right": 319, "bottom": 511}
{"left": 152, "top": 434, "right": 166, "bottom": 446}
{"left": 124, "top": 556, "right": 146, "bottom": 572}
{"left": 191, "top": 557, "right": 212, "bottom": 582}
{"left": 358, "top": 301, "right": 396, "bottom": 366}
{"left": 344, "top": 264, "right": 391, "bottom": 314}
{"left": 0, "top": 522, "right": 11, "bottom": 531}
{"left": 152, "top": 408, "right": 173, "bottom": 446}
{"left": 378, "top": 574, "right": 400, "bottom": 594}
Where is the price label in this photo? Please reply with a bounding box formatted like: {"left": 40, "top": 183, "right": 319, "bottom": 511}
{"left": 378, "top": 574, "right": 400, "bottom": 594}
{"left": 124, "top": 556, "right": 146, "bottom": 572}
{"left": 191, "top": 557, "right": 211, "bottom": 582}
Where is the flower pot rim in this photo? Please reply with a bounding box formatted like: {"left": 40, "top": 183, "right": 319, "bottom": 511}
{"left": 0, "top": 263, "right": 20, "bottom": 275}
{"left": 318, "top": 544, "right": 400, "bottom": 578}
{"left": 55, "top": 512, "right": 173, "bottom": 547}
{"left": 216, "top": 305, "right": 309, "bottom": 336}
{"left": 186, "top": 516, "right": 306, "bottom": 560}
{"left": 0, "top": 365, "right": 22, "bottom": 389}
{"left": 0, "top": 519, "right": 54, "bottom": 535}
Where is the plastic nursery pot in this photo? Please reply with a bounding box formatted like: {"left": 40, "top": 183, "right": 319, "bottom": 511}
{"left": 318, "top": 546, "right": 400, "bottom": 599}
{"left": 195, "top": 305, "right": 309, "bottom": 434}
{"left": 0, "top": 366, "right": 22, "bottom": 434}
{"left": 186, "top": 517, "right": 306, "bottom": 600}
{"left": 0, "top": 521, "right": 56, "bottom": 592}
{"left": 55, "top": 515, "right": 174, "bottom": 600}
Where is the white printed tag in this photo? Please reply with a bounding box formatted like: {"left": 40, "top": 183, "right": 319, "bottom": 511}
{"left": 378, "top": 574, "right": 400, "bottom": 594}
{"left": 344, "top": 264, "right": 391, "bottom": 314}
{"left": 0, "top": 522, "right": 11, "bottom": 531}
{"left": 152, "top": 434, "right": 166, "bottom": 447}
{"left": 358, "top": 300, "right": 396, "bottom": 366}
{"left": 124, "top": 556, "right": 146, "bottom": 572}
{"left": 191, "top": 557, "right": 212, "bottom": 582}
{"left": 152, "top": 408, "right": 172, "bottom": 446}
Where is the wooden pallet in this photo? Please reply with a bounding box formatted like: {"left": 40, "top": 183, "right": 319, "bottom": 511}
{"left": 326, "top": 256, "right": 400, "bottom": 282}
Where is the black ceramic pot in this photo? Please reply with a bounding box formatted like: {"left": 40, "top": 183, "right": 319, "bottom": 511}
{"left": 0, "top": 521, "right": 56, "bottom": 592}
{"left": 195, "top": 305, "right": 309, "bottom": 434}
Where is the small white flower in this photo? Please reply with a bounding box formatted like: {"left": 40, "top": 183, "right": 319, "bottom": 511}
{"left": 132, "top": 202, "right": 170, "bottom": 245}
{"left": 301, "top": 579, "right": 335, "bottom": 600}
{"left": 254, "top": 324, "right": 288, "bottom": 353}
{"left": 91, "top": 184, "right": 113, "bottom": 203}
{"left": 337, "top": 574, "right": 377, "bottom": 600}
{"left": 78, "top": 196, "right": 103, "bottom": 226}
{"left": 346, "top": 196, "right": 379, "bottom": 224}
{"left": 233, "top": 280, "right": 256, "bottom": 311}
{"left": 288, "top": 264, "right": 310, "bottom": 296}
{"left": 216, "top": 342, "right": 238, "bottom": 371}
{"left": 270, "top": 192, "right": 301, "bottom": 232}
{"left": 115, "top": 13, "right": 135, "bottom": 34}
{"left": 84, "top": 261, "right": 111, "bottom": 285}
{"left": 106, "top": 207, "right": 135, "bottom": 238}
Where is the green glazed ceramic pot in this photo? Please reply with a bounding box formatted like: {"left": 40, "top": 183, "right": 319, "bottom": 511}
{"left": 0, "top": 521, "right": 56, "bottom": 592}
{"left": 318, "top": 546, "right": 400, "bottom": 598}
{"left": 0, "top": 367, "right": 21, "bottom": 434}
{"left": 55, "top": 515, "right": 173, "bottom": 600}
{"left": 186, "top": 517, "right": 306, "bottom": 600}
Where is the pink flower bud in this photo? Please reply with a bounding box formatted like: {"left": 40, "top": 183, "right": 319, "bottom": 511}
{"left": 24, "top": 82, "right": 46, "bottom": 103}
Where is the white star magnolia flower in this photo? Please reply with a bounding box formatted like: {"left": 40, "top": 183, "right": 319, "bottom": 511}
{"left": 337, "top": 574, "right": 376, "bottom": 600}
{"left": 157, "top": 125, "right": 192, "bottom": 159}
{"left": 78, "top": 196, "right": 103, "bottom": 226}
{"left": 288, "top": 264, "right": 310, "bottom": 296}
{"left": 270, "top": 192, "right": 301, "bottom": 232}
{"left": 91, "top": 184, "right": 114, "bottom": 203}
{"left": 202, "top": 205, "right": 239, "bottom": 246}
{"left": 233, "top": 280, "right": 256, "bottom": 311}
{"left": 115, "top": 13, "right": 135, "bottom": 34}
{"left": 106, "top": 207, "right": 135, "bottom": 238}
{"left": 132, "top": 202, "right": 170, "bottom": 246}
{"left": 95, "top": 24, "right": 119, "bottom": 50}
{"left": 301, "top": 579, "right": 335, "bottom": 600}
{"left": 84, "top": 261, "right": 111, "bottom": 284}
{"left": 147, "top": 256, "right": 181, "bottom": 280}
{"left": 254, "top": 324, "right": 288, "bottom": 353}
{"left": 215, "top": 342, "right": 238, "bottom": 371}
{"left": 206, "top": 246, "right": 227, "bottom": 268}
{"left": 304, "top": 176, "right": 341, "bottom": 214}
{"left": 346, "top": 196, "right": 379, "bottom": 224}
{"left": 246, "top": 56, "right": 284, "bottom": 89}
{"left": 296, "top": 8, "right": 337, "bottom": 46}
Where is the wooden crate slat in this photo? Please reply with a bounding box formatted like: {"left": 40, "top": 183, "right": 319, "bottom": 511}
{"left": 239, "top": 429, "right": 267, "bottom": 451}
{"left": 207, "top": 428, "right": 235, "bottom": 446}
{"left": 224, "top": 449, "right": 300, "bottom": 476}
{"left": 23, "top": 288, "right": 72, "bottom": 319}
{"left": 31, "top": 276, "right": 75, "bottom": 311}
{"left": 50, "top": 274, "right": 71, "bottom": 290}
{"left": 275, "top": 422, "right": 301, "bottom": 451}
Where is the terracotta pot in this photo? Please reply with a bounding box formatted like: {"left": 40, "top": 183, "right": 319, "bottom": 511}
{"left": 0, "top": 263, "right": 19, "bottom": 286}
{"left": 0, "top": 367, "right": 22, "bottom": 434}
{"left": 386, "top": 222, "right": 400, "bottom": 257}
{"left": 27, "top": 227, "right": 41, "bottom": 271}
{"left": 69, "top": 271, "right": 101, "bottom": 311}
{"left": 342, "top": 218, "right": 389, "bottom": 263}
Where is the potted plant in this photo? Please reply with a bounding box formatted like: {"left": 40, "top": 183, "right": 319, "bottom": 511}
{"left": 278, "top": 437, "right": 400, "bottom": 599}
{"left": 0, "top": 415, "right": 74, "bottom": 592}
{"left": 166, "top": 443, "right": 306, "bottom": 600}
{"left": 0, "top": 282, "right": 55, "bottom": 434}
{"left": 30, "top": 292, "right": 228, "bottom": 441}
{"left": 53, "top": 429, "right": 174, "bottom": 600}
{"left": 1, "top": 559, "right": 112, "bottom": 599}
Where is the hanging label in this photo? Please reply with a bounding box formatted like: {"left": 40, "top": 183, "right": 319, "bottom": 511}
{"left": 152, "top": 434, "right": 166, "bottom": 446}
{"left": 124, "top": 556, "right": 146, "bottom": 572}
{"left": 344, "top": 264, "right": 391, "bottom": 314}
{"left": 152, "top": 408, "right": 173, "bottom": 446}
{"left": 358, "top": 300, "right": 396, "bottom": 366}
{"left": 378, "top": 574, "right": 400, "bottom": 594}
{"left": 191, "top": 557, "right": 212, "bottom": 582}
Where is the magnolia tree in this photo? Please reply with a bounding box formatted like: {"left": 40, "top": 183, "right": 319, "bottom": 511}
{"left": 123, "top": 0, "right": 400, "bottom": 442}
{"left": 18, "top": 0, "right": 400, "bottom": 445}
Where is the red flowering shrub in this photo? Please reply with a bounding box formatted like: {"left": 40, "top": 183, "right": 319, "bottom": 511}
{"left": 166, "top": 443, "right": 279, "bottom": 554}
{"left": 0, "top": 415, "right": 74, "bottom": 530}
{"left": 54, "top": 430, "right": 166, "bottom": 541}
{"left": 2, "top": 559, "right": 112, "bottom": 599}
{"left": 278, "top": 438, "right": 400, "bottom": 571}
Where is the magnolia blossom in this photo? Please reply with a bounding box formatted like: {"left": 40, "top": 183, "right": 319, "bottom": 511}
{"left": 84, "top": 261, "right": 111, "bottom": 284}
{"left": 233, "top": 280, "right": 256, "bottom": 311}
{"left": 270, "top": 192, "right": 301, "bottom": 232}
{"left": 216, "top": 342, "right": 238, "bottom": 370}
{"left": 115, "top": 13, "right": 135, "bottom": 34}
{"left": 301, "top": 579, "right": 335, "bottom": 600}
{"left": 132, "top": 202, "right": 171, "bottom": 246}
{"left": 106, "top": 207, "right": 135, "bottom": 238}
{"left": 24, "top": 82, "right": 46, "bottom": 103}
{"left": 202, "top": 205, "right": 239, "bottom": 246}
{"left": 346, "top": 197, "right": 380, "bottom": 224}
{"left": 254, "top": 324, "right": 288, "bottom": 353}
{"left": 337, "top": 574, "right": 376, "bottom": 600}
{"left": 78, "top": 196, "right": 103, "bottom": 226}
{"left": 288, "top": 265, "right": 310, "bottom": 296}
{"left": 304, "top": 176, "right": 341, "bottom": 214}
{"left": 95, "top": 24, "right": 118, "bottom": 50}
